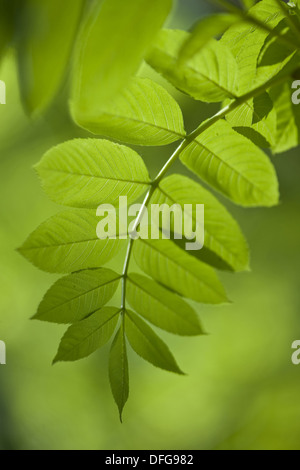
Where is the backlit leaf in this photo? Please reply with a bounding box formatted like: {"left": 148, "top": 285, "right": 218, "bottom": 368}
{"left": 225, "top": 93, "right": 277, "bottom": 147}
{"left": 72, "top": 0, "right": 173, "bottom": 118}
{"left": 35, "top": 139, "right": 151, "bottom": 208}
{"left": 54, "top": 307, "right": 120, "bottom": 363}
{"left": 18, "top": 210, "right": 124, "bottom": 273}
{"left": 271, "top": 81, "right": 300, "bottom": 153}
{"left": 34, "top": 269, "right": 121, "bottom": 324}
{"left": 127, "top": 273, "right": 203, "bottom": 336}
{"left": 221, "top": 0, "right": 286, "bottom": 94}
{"left": 151, "top": 175, "right": 250, "bottom": 272}
{"left": 17, "top": 0, "right": 84, "bottom": 114}
{"left": 133, "top": 238, "right": 228, "bottom": 304}
{"left": 72, "top": 77, "right": 186, "bottom": 146}
{"left": 109, "top": 322, "right": 129, "bottom": 422}
{"left": 146, "top": 29, "right": 239, "bottom": 102}
{"left": 178, "top": 14, "right": 239, "bottom": 64}
{"left": 180, "top": 120, "right": 279, "bottom": 207}
{"left": 125, "top": 310, "right": 183, "bottom": 374}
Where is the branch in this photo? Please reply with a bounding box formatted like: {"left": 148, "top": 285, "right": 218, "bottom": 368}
{"left": 120, "top": 66, "right": 296, "bottom": 309}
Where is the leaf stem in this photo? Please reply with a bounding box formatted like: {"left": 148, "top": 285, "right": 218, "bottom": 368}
{"left": 121, "top": 186, "right": 155, "bottom": 309}
{"left": 119, "top": 68, "right": 293, "bottom": 309}
{"left": 154, "top": 72, "right": 288, "bottom": 184}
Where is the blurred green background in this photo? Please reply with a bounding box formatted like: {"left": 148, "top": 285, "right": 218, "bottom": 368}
{"left": 1, "top": 0, "right": 300, "bottom": 450}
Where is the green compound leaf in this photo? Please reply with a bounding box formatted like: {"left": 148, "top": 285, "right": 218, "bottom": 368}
{"left": 180, "top": 120, "right": 279, "bottom": 207}
{"left": 72, "top": 77, "right": 186, "bottom": 146}
{"left": 146, "top": 29, "right": 239, "bottom": 103}
{"left": 18, "top": 209, "right": 125, "bottom": 273}
{"left": 109, "top": 322, "right": 129, "bottom": 422}
{"left": 133, "top": 238, "right": 228, "bottom": 304}
{"left": 35, "top": 139, "right": 151, "bottom": 208}
{"left": 127, "top": 273, "right": 203, "bottom": 336}
{"left": 72, "top": 0, "right": 173, "bottom": 117}
{"left": 125, "top": 310, "right": 184, "bottom": 374}
{"left": 151, "top": 175, "right": 249, "bottom": 272}
{"left": 34, "top": 269, "right": 121, "bottom": 324}
{"left": 54, "top": 307, "right": 120, "bottom": 363}
{"left": 18, "top": 0, "right": 300, "bottom": 420}
{"left": 17, "top": 0, "right": 84, "bottom": 114}
{"left": 178, "top": 13, "right": 239, "bottom": 65}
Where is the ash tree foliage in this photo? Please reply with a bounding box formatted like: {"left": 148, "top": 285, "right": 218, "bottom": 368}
{"left": 13, "top": 0, "right": 300, "bottom": 419}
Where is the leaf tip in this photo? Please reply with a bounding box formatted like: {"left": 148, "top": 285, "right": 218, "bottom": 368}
{"left": 16, "top": 245, "right": 29, "bottom": 260}
{"left": 175, "top": 364, "right": 186, "bottom": 376}
{"left": 52, "top": 355, "right": 60, "bottom": 366}
{"left": 16, "top": 246, "right": 28, "bottom": 261}
{"left": 220, "top": 293, "right": 231, "bottom": 305}
{"left": 119, "top": 409, "right": 124, "bottom": 424}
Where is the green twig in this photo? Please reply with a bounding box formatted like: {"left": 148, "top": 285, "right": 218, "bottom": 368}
{"left": 119, "top": 67, "right": 294, "bottom": 310}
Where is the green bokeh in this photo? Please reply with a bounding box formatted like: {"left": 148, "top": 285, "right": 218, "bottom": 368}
{"left": 0, "top": 0, "right": 300, "bottom": 450}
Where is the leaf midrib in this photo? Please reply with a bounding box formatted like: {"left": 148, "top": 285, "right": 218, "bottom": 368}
{"left": 38, "top": 275, "right": 122, "bottom": 318}
{"left": 58, "top": 309, "right": 121, "bottom": 361}
{"left": 40, "top": 167, "right": 151, "bottom": 186}
{"left": 154, "top": 45, "right": 238, "bottom": 99}
{"left": 92, "top": 110, "right": 186, "bottom": 139}
{"left": 21, "top": 237, "right": 102, "bottom": 250}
